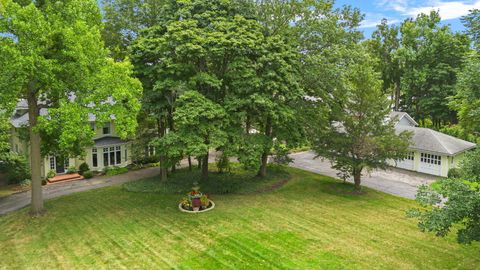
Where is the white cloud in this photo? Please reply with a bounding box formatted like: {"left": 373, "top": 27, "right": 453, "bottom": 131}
{"left": 362, "top": 0, "right": 479, "bottom": 29}
{"left": 405, "top": 1, "right": 480, "bottom": 20}
{"left": 358, "top": 11, "right": 401, "bottom": 29}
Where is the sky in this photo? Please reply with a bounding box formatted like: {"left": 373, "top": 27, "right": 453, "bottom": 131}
{"left": 335, "top": 0, "right": 479, "bottom": 37}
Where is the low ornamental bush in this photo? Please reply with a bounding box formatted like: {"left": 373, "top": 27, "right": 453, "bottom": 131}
{"left": 83, "top": 170, "right": 94, "bottom": 179}
{"left": 105, "top": 166, "right": 129, "bottom": 176}
{"left": 0, "top": 154, "right": 30, "bottom": 184}
{"left": 447, "top": 168, "right": 462, "bottom": 179}
{"left": 78, "top": 163, "right": 90, "bottom": 175}
{"left": 66, "top": 166, "right": 77, "bottom": 174}
{"left": 47, "top": 170, "right": 56, "bottom": 179}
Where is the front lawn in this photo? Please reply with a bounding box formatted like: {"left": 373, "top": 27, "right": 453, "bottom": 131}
{"left": 0, "top": 167, "right": 478, "bottom": 269}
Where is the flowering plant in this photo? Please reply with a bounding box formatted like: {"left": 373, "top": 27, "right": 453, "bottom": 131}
{"left": 180, "top": 183, "right": 211, "bottom": 211}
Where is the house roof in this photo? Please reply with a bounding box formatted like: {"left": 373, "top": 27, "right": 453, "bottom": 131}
{"left": 389, "top": 111, "right": 418, "bottom": 126}
{"left": 94, "top": 136, "right": 128, "bottom": 147}
{"left": 10, "top": 98, "right": 115, "bottom": 128}
{"left": 396, "top": 125, "right": 476, "bottom": 156}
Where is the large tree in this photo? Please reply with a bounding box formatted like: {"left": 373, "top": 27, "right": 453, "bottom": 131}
{"left": 397, "top": 11, "right": 469, "bottom": 126}
{"left": 369, "top": 19, "right": 402, "bottom": 110}
{"left": 308, "top": 49, "right": 411, "bottom": 191}
{"left": 462, "top": 9, "right": 480, "bottom": 50}
{"left": 0, "top": 0, "right": 142, "bottom": 215}
{"left": 409, "top": 148, "right": 480, "bottom": 244}
{"left": 450, "top": 53, "right": 480, "bottom": 134}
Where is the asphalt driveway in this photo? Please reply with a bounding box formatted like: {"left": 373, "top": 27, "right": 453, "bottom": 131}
{"left": 289, "top": 151, "right": 439, "bottom": 199}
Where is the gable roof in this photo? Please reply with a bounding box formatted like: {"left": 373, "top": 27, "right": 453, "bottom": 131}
{"left": 396, "top": 125, "right": 476, "bottom": 156}
{"left": 389, "top": 111, "right": 418, "bottom": 126}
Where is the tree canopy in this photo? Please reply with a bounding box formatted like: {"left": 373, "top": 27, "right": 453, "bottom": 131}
{"left": 0, "top": 0, "right": 142, "bottom": 214}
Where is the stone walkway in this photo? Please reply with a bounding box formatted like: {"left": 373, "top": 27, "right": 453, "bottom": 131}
{"left": 289, "top": 151, "right": 439, "bottom": 199}
{"left": 0, "top": 167, "right": 160, "bottom": 216}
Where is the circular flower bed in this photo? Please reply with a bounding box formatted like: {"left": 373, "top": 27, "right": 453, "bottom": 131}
{"left": 179, "top": 183, "right": 215, "bottom": 213}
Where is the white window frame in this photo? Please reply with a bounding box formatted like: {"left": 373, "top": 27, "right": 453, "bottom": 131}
{"left": 420, "top": 153, "right": 441, "bottom": 165}
{"left": 103, "top": 145, "right": 122, "bottom": 167}
{"left": 102, "top": 123, "right": 111, "bottom": 135}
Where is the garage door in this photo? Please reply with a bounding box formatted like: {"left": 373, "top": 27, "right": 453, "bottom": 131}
{"left": 396, "top": 152, "right": 414, "bottom": 170}
{"left": 419, "top": 153, "right": 442, "bottom": 176}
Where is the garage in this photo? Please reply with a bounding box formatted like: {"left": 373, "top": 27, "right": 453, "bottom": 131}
{"left": 418, "top": 152, "right": 442, "bottom": 176}
{"left": 396, "top": 152, "right": 414, "bottom": 171}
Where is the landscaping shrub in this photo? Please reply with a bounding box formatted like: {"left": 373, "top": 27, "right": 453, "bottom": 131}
{"left": 105, "top": 166, "right": 129, "bottom": 176}
{"left": 66, "top": 166, "right": 77, "bottom": 174}
{"left": 47, "top": 170, "right": 56, "bottom": 179}
{"left": 19, "top": 179, "right": 31, "bottom": 188}
{"left": 124, "top": 164, "right": 291, "bottom": 195}
{"left": 447, "top": 168, "right": 462, "bottom": 179}
{"left": 78, "top": 162, "right": 90, "bottom": 175}
{"left": 216, "top": 154, "right": 231, "bottom": 173}
{"left": 41, "top": 179, "right": 48, "bottom": 186}
{"left": 0, "top": 154, "right": 30, "bottom": 184}
{"left": 272, "top": 144, "right": 293, "bottom": 165}
{"left": 83, "top": 170, "right": 94, "bottom": 179}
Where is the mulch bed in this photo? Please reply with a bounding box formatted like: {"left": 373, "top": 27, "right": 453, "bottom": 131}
{"left": 254, "top": 179, "right": 290, "bottom": 194}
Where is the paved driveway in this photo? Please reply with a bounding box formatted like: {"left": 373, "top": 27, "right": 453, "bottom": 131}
{"left": 0, "top": 167, "right": 160, "bottom": 216}
{"left": 289, "top": 151, "right": 439, "bottom": 199}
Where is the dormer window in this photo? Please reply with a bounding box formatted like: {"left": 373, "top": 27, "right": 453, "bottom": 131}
{"left": 103, "top": 123, "right": 111, "bottom": 135}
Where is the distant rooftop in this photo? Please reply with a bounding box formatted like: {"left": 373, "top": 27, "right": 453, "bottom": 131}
{"left": 396, "top": 125, "right": 476, "bottom": 156}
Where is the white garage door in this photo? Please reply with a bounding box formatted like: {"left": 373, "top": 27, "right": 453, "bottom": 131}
{"left": 396, "top": 152, "right": 414, "bottom": 170}
{"left": 419, "top": 153, "right": 442, "bottom": 176}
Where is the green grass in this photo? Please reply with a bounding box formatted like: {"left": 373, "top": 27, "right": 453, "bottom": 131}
{"left": 0, "top": 167, "right": 478, "bottom": 269}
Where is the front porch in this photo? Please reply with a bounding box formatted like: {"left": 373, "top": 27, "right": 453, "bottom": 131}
{"left": 48, "top": 173, "right": 84, "bottom": 184}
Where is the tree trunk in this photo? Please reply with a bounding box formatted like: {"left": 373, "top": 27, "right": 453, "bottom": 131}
{"left": 171, "top": 164, "right": 176, "bottom": 173}
{"left": 197, "top": 157, "right": 202, "bottom": 169}
{"left": 157, "top": 118, "right": 167, "bottom": 182}
{"left": 27, "top": 93, "right": 43, "bottom": 215}
{"left": 201, "top": 153, "right": 208, "bottom": 181}
{"left": 394, "top": 81, "right": 400, "bottom": 111}
{"left": 188, "top": 156, "right": 192, "bottom": 171}
{"left": 258, "top": 117, "right": 272, "bottom": 178}
{"left": 353, "top": 167, "right": 362, "bottom": 191}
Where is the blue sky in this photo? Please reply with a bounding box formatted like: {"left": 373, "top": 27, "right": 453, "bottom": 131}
{"left": 335, "top": 0, "right": 480, "bottom": 37}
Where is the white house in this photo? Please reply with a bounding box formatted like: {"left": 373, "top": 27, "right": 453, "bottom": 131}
{"left": 389, "top": 111, "right": 476, "bottom": 177}
{"left": 9, "top": 100, "right": 134, "bottom": 179}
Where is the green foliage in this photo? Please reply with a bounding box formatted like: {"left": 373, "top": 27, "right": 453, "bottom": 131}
{"left": 460, "top": 148, "right": 480, "bottom": 182}
{"left": 124, "top": 164, "right": 290, "bottom": 195}
{"left": 272, "top": 143, "right": 293, "bottom": 165}
{"left": 82, "top": 170, "right": 94, "bottom": 179}
{"left": 215, "top": 153, "right": 231, "bottom": 174}
{"left": 450, "top": 53, "right": 480, "bottom": 134}
{"left": 0, "top": 114, "right": 10, "bottom": 158}
{"left": 409, "top": 178, "right": 480, "bottom": 244}
{"left": 47, "top": 170, "right": 56, "bottom": 179}
{"left": 78, "top": 163, "right": 90, "bottom": 175}
{"left": 308, "top": 48, "right": 412, "bottom": 189}
{"left": 447, "top": 168, "right": 462, "bottom": 179}
{"left": 19, "top": 179, "right": 31, "bottom": 188}
{"left": 397, "top": 11, "right": 470, "bottom": 126}
{"left": 439, "top": 124, "right": 480, "bottom": 144}
{"left": 410, "top": 147, "right": 480, "bottom": 244}
{"left": 0, "top": 154, "right": 30, "bottom": 184}
{"left": 66, "top": 166, "right": 77, "bottom": 174}
{"left": 0, "top": 0, "right": 142, "bottom": 212}
{"left": 173, "top": 91, "right": 227, "bottom": 160}
{"left": 462, "top": 9, "right": 480, "bottom": 50}
{"left": 104, "top": 166, "right": 129, "bottom": 176}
